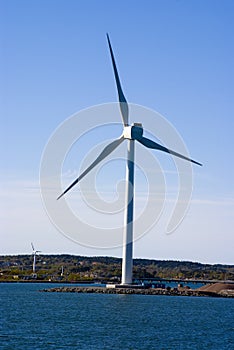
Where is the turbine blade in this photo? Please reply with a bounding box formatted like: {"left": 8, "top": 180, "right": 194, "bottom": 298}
{"left": 137, "top": 136, "right": 202, "bottom": 166}
{"left": 31, "top": 242, "right": 35, "bottom": 251}
{"left": 57, "top": 136, "right": 125, "bottom": 200}
{"left": 106, "top": 33, "right": 129, "bottom": 126}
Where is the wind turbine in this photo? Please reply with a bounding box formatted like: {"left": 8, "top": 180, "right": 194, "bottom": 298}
{"left": 57, "top": 34, "right": 202, "bottom": 285}
{"left": 31, "top": 242, "right": 41, "bottom": 274}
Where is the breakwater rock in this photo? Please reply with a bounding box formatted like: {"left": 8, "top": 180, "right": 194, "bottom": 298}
{"left": 40, "top": 285, "right": 234, "bottom": 298}
{"left": 196, "top": 282, "right": 234, "bottom": 297}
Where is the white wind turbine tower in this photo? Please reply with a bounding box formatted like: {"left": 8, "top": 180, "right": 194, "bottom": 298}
{"left": 31, "top": 242, "right": 41, "bottom": 275}
{"left": 57, "top": 34, "right": 202, "bottom": 285}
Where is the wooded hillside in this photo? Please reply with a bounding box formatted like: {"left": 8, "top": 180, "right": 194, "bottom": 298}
{"left": 0, "top": 255, "right": 233, "bottom": 282}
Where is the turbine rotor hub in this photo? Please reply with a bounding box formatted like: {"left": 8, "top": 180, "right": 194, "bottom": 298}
{"left": 123, "top": 123, "right": 143, "bottom": 140}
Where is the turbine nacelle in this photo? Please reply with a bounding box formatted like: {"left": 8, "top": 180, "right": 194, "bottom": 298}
{"left": 123, "top": 123, "right": 143, "bottom": 140}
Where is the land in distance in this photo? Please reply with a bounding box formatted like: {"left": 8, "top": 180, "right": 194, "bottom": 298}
{"left": 0, "top": 254, "right": 233, "bottom": 283}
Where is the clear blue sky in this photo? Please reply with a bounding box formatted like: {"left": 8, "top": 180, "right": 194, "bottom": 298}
{"left": 1, "top": 0, "right": 233, "bottom": 264}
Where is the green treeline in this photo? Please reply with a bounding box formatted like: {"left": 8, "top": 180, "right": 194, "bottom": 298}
{"left": 0, "top": 255, "right": 233, "bottom": 282}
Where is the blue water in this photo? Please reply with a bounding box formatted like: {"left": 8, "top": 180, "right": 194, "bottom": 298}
{"left": 0, "top": 283, "right": 233, "bottom": 350}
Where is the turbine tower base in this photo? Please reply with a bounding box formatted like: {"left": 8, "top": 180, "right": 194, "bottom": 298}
{"left": 106, "top": 283, "right": 145, "bottom": 289}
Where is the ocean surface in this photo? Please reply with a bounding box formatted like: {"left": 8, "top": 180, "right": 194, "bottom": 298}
{"left": 0, "top": 283, "right": 233, "bottom": 350}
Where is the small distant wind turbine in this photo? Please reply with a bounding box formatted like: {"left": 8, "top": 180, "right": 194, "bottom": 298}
{"left": 31, "top": 242, "right": 41, "bottom": 274}
{"left": 57, "top": 34, "right": 202, "bottom": 285}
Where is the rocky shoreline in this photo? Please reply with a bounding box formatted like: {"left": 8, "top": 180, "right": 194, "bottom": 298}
{"left": 40, "top": 284, "right": 234, "bottom": 298}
